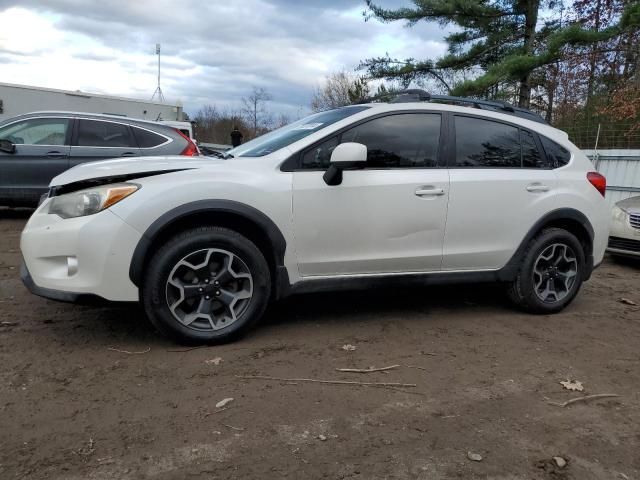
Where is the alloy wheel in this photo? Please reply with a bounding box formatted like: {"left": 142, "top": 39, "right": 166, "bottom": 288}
{"left": 165, "top": 248, "right": 253, "bottom": 330}
{"left": 532, "top": 243, "right": 578, "bottom": 303}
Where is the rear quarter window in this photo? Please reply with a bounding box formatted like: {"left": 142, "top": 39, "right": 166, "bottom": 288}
{"left": 540, "top": 136, "right": 571, "bottom": 167}
{"left": 132, "top": 127, "right": 168, "bottom": 148}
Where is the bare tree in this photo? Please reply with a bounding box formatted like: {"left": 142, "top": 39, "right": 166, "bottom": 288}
{"left": 192, "top": 105, "right": 219, "bottom": 143}
{"left": 193, "top": 105, "right": 249, "bottom": 145}
{"left": 242, "top": 87, "right": 273, "bottom": 137}
{"left": 273, "top": 112, "right": 291, "bottom": 129}
{"left": 311, "top": 71, "right": 370, "bottom": 112}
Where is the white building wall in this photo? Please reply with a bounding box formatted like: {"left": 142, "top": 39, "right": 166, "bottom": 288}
{"left": 0, "top": 82, "right": 183, "bottom": 122}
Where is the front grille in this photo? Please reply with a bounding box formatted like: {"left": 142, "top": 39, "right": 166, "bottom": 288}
{"left": 630, "top": 214, "right": 640, "bottom": 229}
{"left": 608, "top": 236, "right": 640, "bottom": 253}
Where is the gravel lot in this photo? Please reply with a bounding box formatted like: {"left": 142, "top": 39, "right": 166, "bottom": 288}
{"left": 1, "top": 209, "right": 639, "bottom": 480}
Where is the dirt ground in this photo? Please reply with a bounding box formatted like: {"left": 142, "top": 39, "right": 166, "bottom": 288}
{"left": 1, "top": 209, "right": 639, "bottom": 480}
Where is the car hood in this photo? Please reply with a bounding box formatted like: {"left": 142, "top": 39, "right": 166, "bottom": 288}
{"left": 617, "top": 195, "right": 640, "bottom": 213}
{"left": 50, "top": 156, "right": 218, "bottom": 187}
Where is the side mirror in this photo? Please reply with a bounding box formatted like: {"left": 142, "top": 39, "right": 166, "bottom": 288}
{"left": 0, "top": 139, "right": 16, "bottom": 154}
{"left": 323, "top": 142, "right": 367, "bottom": 186}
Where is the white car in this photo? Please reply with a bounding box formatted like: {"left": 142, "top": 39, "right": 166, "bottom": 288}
{"left": 20, "top": 91, "right": 610, "bottom": 344}
{"left": 608, "top": 196, "right": 640, "bottom": 257}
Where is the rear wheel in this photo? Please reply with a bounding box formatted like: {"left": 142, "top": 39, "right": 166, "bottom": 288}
{"left": 507, "top": 228, "right": 585, "bottom": 314}
{"left": 142, "top": 226, "right": 271, "bottom": 344}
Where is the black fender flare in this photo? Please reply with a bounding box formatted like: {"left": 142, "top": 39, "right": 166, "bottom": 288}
{"left": 497, "top": 207, "right": 595, "bottom": 281}
{"left": 128, "top": 199, "right": 287, "bottom": 289}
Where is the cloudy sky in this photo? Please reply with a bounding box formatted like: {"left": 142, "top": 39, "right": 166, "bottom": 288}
{"left": 0, "top": 0, "right": 448, "bottom": 117}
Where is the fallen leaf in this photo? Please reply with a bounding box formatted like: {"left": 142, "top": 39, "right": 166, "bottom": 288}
{"left": 560, "top": 380, "right": 584, "bottom": 392}
{"left": 216, "top": 398, "right": 234, "bottom": 408}
{"left": 341, "top": 344, "right": 356, "bottom": 351}
{"left": 205, "top": 357, "right": 223, "bottom": 366}
{"left": 620, "top": 297, "right": 637, "bottom": 306}
{"left": 467, "top": 452, "right": 483, "bottom": 462}
{"left": 553, "top": 456, "right": 567, "bottom": 468}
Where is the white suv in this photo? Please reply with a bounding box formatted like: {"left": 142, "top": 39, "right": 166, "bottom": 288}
{"left": 20, "top": 91, "right": 610, "bottom": 344}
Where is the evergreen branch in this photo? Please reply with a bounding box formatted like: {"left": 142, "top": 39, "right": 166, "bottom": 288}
{"left": 364, "top": 0, "right": 519, "bottom": 26}
{"left": 358, "top": 56, "right": 452, "bottom": 92}
{"left": 450, "top": 10, "right": 640, "bottom": 97}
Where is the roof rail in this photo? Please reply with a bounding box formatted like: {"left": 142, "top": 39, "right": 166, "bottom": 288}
{"left": 359, "top": 89, "right": 547, "bottom": 124}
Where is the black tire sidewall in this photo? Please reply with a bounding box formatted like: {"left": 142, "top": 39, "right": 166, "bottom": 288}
{"left": 142, "top": 227, "right": 271, "bottom": 344}
{"left": 516, "top": 229, "right": 585, "bottom": 313}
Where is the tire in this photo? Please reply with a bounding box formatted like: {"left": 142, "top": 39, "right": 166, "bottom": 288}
{"left": 141, "top": 226, "right": 271, "bottom": 344}
{"left": 507, "top": 228, "right": 585, "bottom": 314}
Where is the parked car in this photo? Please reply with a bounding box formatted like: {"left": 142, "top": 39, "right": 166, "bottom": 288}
{"left": 158, "top": 120, "right": 196, "bottom": 143}
{"left": 608, "top": 196, "right": 640, "bottom": 258}
{"left": 20, "top": 90, "right": 609, "bottom": 344}
{"left": 0, "top": 112, "right": 199, "bottom": 207}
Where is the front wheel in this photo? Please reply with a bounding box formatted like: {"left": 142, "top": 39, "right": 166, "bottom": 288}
{"left": 507, "top": 228, "right": 585, "bottom": 314}
{"left": 142, "top": 226, "right": 271, "bottom": 344}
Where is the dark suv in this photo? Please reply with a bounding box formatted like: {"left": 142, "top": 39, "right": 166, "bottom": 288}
{"left": 0, "top": 112, "right": 199, "bottom": 207}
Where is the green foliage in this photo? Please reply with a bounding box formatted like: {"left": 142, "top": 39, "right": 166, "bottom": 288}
{"left": 621, "top": 1, "right": 640, "bottom": 28}
{"left": 347, "top": 77, "right": 371, "bottom": 103}
{"left": 362, "top": 0, "right": 640, "bottom": 105}
{"left": 451, "top": 15, "right": 637, "bottom": 97}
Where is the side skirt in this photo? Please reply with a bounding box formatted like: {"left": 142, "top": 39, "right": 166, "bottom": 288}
{"left": 284, "top": 269, "right": 505, "bottom": 297}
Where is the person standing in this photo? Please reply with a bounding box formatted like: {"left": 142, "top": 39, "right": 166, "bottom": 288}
{"left": 230, "top": 126, "right": 243, "bottom": 147}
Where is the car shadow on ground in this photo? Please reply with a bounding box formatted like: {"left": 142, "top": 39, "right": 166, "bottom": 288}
{"left": 35, "top": 282, "right": 509, "bottom": 347}
{"left": 608, "top": 254, "right": 640, "bottom": 270}
{"left": 264, "top": 282, "right": 508, "bottom": 326}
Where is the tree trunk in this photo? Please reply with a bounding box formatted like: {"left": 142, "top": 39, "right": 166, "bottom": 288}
{"left": 518, "top": 0, "right": 540, "bottom": 109}
{"left": 545, "top": 83, "right": 555, "bottom": 123}
{"left": 585, "top": 0, "right": 603, "bottom": 112}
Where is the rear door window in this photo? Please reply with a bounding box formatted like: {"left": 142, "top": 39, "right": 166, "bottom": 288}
{"left": 454, "top": 116, "right": 520, "bottom": 167}
{"left": 132, "top": 127, "right": 168, "bottom": 148}
{"left": 76, "top": 120, "right": 136, "bottom": 148}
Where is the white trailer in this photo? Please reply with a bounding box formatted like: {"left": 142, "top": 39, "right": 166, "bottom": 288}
{"left": 0, "top": 82, "right": 185, "bottom": 123}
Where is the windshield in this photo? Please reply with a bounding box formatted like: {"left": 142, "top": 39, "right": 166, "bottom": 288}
{"left": 227, "top": 106, "right": 370, "bottom": 157}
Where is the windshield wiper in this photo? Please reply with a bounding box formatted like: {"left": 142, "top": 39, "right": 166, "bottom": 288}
{"left": 223, "top": 152, "right": 234, "bottom": 159}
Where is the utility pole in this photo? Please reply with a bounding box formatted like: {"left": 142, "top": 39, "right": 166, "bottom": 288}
{"left": 151, "top": 43, "right": 165, "bottom": 102}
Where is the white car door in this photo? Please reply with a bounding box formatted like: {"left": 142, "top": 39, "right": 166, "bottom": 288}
{"left": 442, "top": 114, "right": 557, "bottom": 271}
{"left": 291, "top": 112, "right": 450, "bottom": 277}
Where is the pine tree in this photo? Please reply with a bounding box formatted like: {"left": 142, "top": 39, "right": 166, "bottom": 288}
{"left": 361, "top": 0, "right": 640, "bottom": 108}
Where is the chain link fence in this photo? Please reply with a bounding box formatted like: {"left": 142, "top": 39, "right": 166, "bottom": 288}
{"left": 562, "top": 123, "right": 640, "bottom": 150}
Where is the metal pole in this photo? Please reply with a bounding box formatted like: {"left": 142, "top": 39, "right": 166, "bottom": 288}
{"left": 594, "top": 123, "right": 601, "bottom": 170}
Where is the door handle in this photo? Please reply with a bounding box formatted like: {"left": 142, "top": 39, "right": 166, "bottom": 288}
{"left": 121, "top": 152, "right": 137, "bottom": 157}
{"left": 415, "top": 187, "right": 445, "bottom": 197}
{"left": 526, "top": 183, "right": 550, "bottom": 193}
{"left": 46, "top": 151, "right": 66, "bottom": 159}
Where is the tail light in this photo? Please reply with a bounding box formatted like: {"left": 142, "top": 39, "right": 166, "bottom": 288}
{"left": 587, "top": 171, "right": 606, "bottom": 197}
{"left": 174, "top": 129, "right": 199, "bottom": 156}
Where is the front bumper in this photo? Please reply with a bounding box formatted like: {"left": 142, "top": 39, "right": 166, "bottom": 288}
{"left": 21, "top": 262, "right": 107, "bottom": 303}
{"left": 607, "top": 236, "right": 640, "bottom": 257}
{"left": 607, "top": 209, "right": 640, "bottom": 258}
{"left": 20, "top": 203, "right": 142, "bottom": 302}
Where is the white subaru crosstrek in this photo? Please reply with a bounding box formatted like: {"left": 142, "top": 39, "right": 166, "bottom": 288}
{"left": 20, "top": 91, "right": 610, "bottom": 344}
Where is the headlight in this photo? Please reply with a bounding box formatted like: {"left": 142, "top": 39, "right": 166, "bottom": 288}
{"left": 615, "top": 203, "right": 630, "bottom": 214}
{"left": 48, "top": 183, "right": 139, "bottom": 219}
{"left": 611, "top": 205, "right": 628, "bottom": 222}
